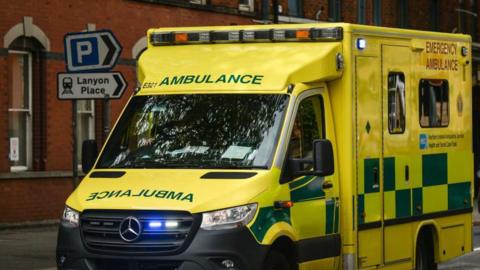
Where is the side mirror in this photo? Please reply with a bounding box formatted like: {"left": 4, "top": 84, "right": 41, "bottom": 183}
{"left": 283, "top": 139, "right": 335, "bottom": 182}
{"left": 82, "top": 140, "right": 98, "bottom": 174}
{"left": 312, "top": 139, "right": 334, "bottom": 177}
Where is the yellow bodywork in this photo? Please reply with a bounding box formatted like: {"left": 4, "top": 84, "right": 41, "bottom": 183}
{"left": 66, "top": 23, "right": 473, "bottom": 270}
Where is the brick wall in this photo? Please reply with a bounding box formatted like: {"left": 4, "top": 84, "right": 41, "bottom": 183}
{"left": 381, "top": 0, "right": 397, "bottom": 28}
{"left": 0, "top": 178, "right": 74, "bottom": 223}
{"left": 212, "top": 0, "right": 238, "bottom": 9}
{"left": 303, "top": 0, "right": 328, "bottom": 21}
{"left": 0, "top": 0, "right": 254, "bottom": 223}
{"left": 342, "top": 0, "right": 358, "bottom": 23}
{"left": 0, "top": 0, "right": 254, "bottom": 173}
{"left": 409, "top": 0, "right": 433, "bottom": 31}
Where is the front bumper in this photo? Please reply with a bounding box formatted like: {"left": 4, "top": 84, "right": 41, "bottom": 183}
{"left": 56, "top": 222, "right": 269, "bottom": 270}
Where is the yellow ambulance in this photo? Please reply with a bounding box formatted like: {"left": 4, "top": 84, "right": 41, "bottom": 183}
{"left": 57, "top": 23, "right": 473, "bottom": 270}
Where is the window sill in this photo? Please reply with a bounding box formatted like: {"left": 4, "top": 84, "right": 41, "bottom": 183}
{"left": 0, "top": 171, "right": 85, "bottom": 180}
{"left": 132, "top": 0, "right": 256, "bottom": 17}
{"left": 278, "top": 15, "right": 320, "bottom": 24}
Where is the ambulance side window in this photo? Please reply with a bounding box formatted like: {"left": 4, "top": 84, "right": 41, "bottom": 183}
{"left": 288, "top": 95, "right": 325, "bottom": 161}
{"left": 388, "top": 73, "right": 406, "bottom": 134}
{"left": 419, "top": 79, "right": 449, "bottom": 127}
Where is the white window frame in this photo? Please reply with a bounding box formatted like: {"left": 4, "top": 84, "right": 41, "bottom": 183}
{"left": 8, "top": 50, "right": 33, "bottom": 172}
{"left": 76, "top": 100, "right": 95, "bottom": 171}
{"left": 189, "top": 0, "right": 206, "bottom": 5}
{"left": 239, "top": 0, "right": 254, "bottom": 12}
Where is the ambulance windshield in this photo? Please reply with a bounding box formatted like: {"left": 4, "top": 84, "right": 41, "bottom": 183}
{"left": 96, "top": 94, "right": 289, "bottom": 169}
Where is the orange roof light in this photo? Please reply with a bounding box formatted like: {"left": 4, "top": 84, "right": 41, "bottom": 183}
{"left": 175, "top": 33, "right": 188, "bottom": 42}
{"left": 296, "top": 30, "right": 310, "bottom": 39}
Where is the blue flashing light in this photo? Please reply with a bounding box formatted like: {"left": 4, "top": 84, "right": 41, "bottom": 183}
{"left": 357, "top": 38, "right": 366, "bottom": 50}
{"left": 149, "top": 221, "right": 162, "bottom": 228}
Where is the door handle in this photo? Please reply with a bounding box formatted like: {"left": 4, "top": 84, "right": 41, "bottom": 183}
{"left": 322, "top": 180, "right": 333, "bottom": 189}
{"left": 405, "top": 165, "right": 410, "bottom": 181}
{"left": 373, "top": 167, "right": 379, "bottom": 189}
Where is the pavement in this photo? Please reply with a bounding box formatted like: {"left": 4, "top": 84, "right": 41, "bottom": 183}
{"left": 0, "top": 226, "right": 57, "bottom": 270}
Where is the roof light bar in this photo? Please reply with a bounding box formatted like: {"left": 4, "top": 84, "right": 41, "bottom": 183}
{"left": 211, "top": 31, "right": 240, "bottom": 42}
{"left": 150, "top": 27, "right": 343, "bottom": 46}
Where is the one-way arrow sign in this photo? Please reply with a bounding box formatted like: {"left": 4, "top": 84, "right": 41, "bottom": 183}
{"left": 57, "top": 72, "right": 127, "bottom": 100}
{"left": 64, "top": 30, "right": 122, "bottom": 72}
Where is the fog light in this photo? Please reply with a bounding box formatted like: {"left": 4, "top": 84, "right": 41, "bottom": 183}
{"left": 221, "top": 259, "right": 235, "bottom": 269}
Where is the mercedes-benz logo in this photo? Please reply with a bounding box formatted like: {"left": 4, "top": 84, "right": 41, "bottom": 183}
{"left": 119, "top": 216, "right": 142, "bottom": 242}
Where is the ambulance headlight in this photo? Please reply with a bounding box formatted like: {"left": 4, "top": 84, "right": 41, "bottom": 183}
{"left": 201, "top": 203, "right": 257, "bottom": 230}
{"left": 61, "top": 206, "right": 80, "bottom": 227}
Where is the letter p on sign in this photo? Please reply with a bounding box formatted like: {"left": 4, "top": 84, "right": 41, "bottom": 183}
{"left": 71, "top": 37, "right": 99, "bottom": 66}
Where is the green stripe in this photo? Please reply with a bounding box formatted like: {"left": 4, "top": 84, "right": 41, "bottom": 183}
{"left": 358, "top": 194, "right": 365, "bottom": 225}
{"left": 250, "top": 207, "right": 291, "bottom": 242}
{"left": 384, "top": 157, "right": 396, "bottom": 191}
{"left": 395, "top": 189, "right": 411, "bottom": 218}
{"left": 413, "top": 187, "right": 423, "bottom": 216}
{"left": 422, "top": 153, "right": 447, "bottom": 186}
{"left": 289, "top": 175, "right": 316, "bottom": 190}
{"left": 326, "top": 199, "right": 335, "bottom": 234}
{"left": 364, "top": 158, "right": 380, "bottom": 193}
{"left": 448, "top": 182, "right": 471, "bottom": 210}
{"left": 290, "top": 177, "right": 326, "bottom": 202}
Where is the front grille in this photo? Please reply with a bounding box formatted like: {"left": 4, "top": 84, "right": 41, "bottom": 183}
{"left": 90, "top": 259, "right": 181, "bottom": 270}
{"left": 80, "top": 210, "right": 199, "bottom": 255}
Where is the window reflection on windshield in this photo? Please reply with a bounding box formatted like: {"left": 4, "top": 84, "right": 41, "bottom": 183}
{"left": 96, "top": 94, "right": 289, "bottom": 169}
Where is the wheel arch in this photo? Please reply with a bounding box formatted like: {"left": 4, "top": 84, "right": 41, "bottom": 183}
{"left": 269, "top": 235, "right": 299, "bottom": 270}
{"left": 414, "top": 221, "right": 441, "bottom": 264}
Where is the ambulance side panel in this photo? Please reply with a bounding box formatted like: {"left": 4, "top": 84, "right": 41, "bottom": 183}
{"left": 351, "top": 27, "right": 473, "bottom": 269}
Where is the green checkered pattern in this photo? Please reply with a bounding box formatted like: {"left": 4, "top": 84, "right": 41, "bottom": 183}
{"left": 358, "top": 153, "right": 471, "bottom": 225}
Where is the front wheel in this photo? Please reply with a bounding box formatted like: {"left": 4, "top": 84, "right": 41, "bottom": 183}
{"left": 263, "top": 250, "right": 291, "bottom": 270}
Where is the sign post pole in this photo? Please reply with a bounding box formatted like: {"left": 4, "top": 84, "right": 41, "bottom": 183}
{"left": 103, "top": 94, "right": 111, "bottom": 141}
{"left": 72, "top": 100, "right": 79, "bottom": 187}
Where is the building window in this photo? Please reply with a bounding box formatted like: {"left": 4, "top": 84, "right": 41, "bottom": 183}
{"left": 373, "top": 0, "right": 382, "bottom": 25}
{"left": 430, "top": 0, "right": 438, "bottom": 31}
{"left": 77, "top": 100, "right": 95, "bottom": 170}
{"left": 398, "top": 0, "right": 408, "bottom": 28}
{"left": 419, "top": 79, "right": 449, "bottom": 127}
{"left": 239, "top": 0, "right": 254, "bottom": 12}
{"left": 288, "top": 0, "right": 303, "bottom": 17}
{"left": 7, "top": 51, "right": 32, "bottom": 171}
{"left": 328, "top": 0, "right": 341, "bottom": 21}
{"left": 388, "top": 73, "right": 406, "bottom": 134}
{"left": 358, "top": 0, "right": 366, "bottom": 24}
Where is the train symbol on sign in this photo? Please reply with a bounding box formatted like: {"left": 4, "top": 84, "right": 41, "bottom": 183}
{"left": 62, "top": 77, "right": 73, "bottom": 95}
{"left": 64, "top": 30, "right": 122, "bottom": 72}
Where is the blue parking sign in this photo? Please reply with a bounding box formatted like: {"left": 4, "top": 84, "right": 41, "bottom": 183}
{"left": 64, "top": 30, "right": 122, "bottom": 72}
{"left": 71, "top": 37, "right": 99, "bottom": 66}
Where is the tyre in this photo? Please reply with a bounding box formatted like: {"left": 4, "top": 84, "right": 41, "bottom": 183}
{"left": 263, "top": 250, "right": 291, "bottom": 270}
{"left": 415, "top": 234, "right": 438, "bottom": 270}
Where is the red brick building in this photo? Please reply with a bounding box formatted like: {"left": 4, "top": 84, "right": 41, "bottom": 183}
{"left": 0, "top": 0, "right": 478, "bottom": 224}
